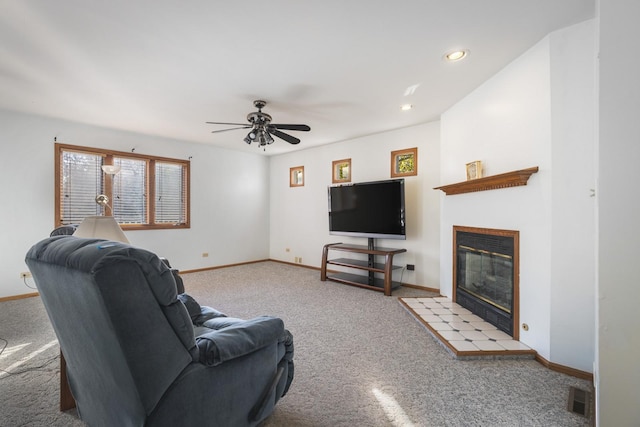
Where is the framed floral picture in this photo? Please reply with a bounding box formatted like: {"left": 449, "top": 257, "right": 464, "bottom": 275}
{"left": 290, "top": 166, "right": 304, "bottom": 187}
{"left": 332, "top": 158, "right": 351, "bottom": 183}
{"left": 391, "top": 147, "right": 418, "bottom": 177}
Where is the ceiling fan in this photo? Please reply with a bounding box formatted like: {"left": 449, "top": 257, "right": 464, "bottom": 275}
{"left": 207, "top": 100, "right": 311, "bottom": 148}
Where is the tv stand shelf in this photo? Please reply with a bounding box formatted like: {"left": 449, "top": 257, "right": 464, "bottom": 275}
{"left": 320, "top": 243, "right": 407, "bottom": 296}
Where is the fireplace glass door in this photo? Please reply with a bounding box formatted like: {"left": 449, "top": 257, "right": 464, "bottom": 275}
{"left": 458, "top": 246, "right": 513, "bottom": 313}
{"left": 454, "top": 227, "right": 518, "bottom": 336}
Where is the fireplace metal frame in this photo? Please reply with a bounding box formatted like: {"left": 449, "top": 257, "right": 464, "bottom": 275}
{"left": 452, "top": 225, "right": 520, "bottom": 340}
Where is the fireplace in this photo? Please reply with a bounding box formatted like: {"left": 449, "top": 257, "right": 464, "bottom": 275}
{"left": 453, "top": 226, "right": 519, "bottom": 338}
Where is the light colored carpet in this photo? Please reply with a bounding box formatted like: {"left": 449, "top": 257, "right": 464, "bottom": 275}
{"left": 0, "top": 261, "right": 592, "bottom": 426}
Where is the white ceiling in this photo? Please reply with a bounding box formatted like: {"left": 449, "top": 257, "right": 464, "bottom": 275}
{"left": 0, "top": 1, "right": 594, "bottom": 155}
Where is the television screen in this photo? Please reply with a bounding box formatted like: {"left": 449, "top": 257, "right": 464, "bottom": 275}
{"left": 328, "top": 179, "right": 406, "bottom": 240}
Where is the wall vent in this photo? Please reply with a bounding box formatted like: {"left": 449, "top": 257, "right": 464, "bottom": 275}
{"left": 567, "top": 386, "right": 591, "bottom": 418}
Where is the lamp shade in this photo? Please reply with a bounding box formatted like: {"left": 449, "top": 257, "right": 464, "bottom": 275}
{"left": 101, "top": 164, "right": 122, "bottom": 175}
{"left": 73, "top": 216, "right": 130, "bottom": 243}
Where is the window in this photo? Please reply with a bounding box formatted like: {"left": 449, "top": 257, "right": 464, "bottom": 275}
{"left": 155, "top": 161, "right": 187, "bottom": 224}
{"left": 289, "top": 166, "right": 304, "bottom": 187}
{"left": 332, "top": 158, "right": 351, "bottom": 183}
{"left": 112, "top": 157, "right": 147, "bottom": 224}
{"left": 390, "top": 147, "right": 418, "bottom": 177}
{"left": 55, "top": 143, "right": 190, "bottom": 230}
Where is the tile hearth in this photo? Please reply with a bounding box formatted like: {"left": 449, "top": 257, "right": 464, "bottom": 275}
{"left": 399, "top": 297, "right": 535, "bottom": 359}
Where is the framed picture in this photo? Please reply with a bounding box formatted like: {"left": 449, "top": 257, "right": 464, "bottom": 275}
{"left": 466, "top": 161, "right": 483, "bottom": 180}
{"left": 391, "top": 147, "right": 418, "bottom": 177}
{"left": 290, "top": 166, "right": 304, "bottom": 187}
{"left": 332, "top": 158, "right": 351, "bottom": 183}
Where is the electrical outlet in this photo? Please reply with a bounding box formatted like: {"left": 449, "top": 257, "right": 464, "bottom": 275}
{"left": 20, "top": 272, "right": 32, "bottom": 279}
{"left": 298, "top": 257, "right": 302, "bottom": 264}
{"left": 202, "top": 252, "right": 209, "bottom": 258}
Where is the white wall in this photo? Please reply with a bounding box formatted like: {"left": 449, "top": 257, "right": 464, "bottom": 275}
{"left": 269, "top": 122, "right": 440, "bottom": 288}
{"left": 0, "top": 109, "right": 270, "bottom": 298}
{"left": 548, "top": 20, "right": 597, "bottom": 374}
{"left": 596, "top": 0, "right": 640, "bottom": 424}
{"left": 440, "top": 20, "right": 596, "bottom": 372}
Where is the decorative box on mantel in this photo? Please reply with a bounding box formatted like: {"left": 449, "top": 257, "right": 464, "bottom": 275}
{"left": 434, "top": 166, "right": 539, "bottom": 196}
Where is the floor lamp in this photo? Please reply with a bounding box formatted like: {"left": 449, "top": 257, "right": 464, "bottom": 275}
{"left": 72, "top": 164, "right": 129, "bottom": 244}
{"left": 62, "top": 166, "right": 128, "bottom": 410}
{"left": 73, "top": 215, "right": 129, "bottom": 243}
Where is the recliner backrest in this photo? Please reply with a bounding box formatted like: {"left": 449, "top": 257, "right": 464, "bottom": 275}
{"left": 26, "top": 236, "right": 197, "bottom": 425}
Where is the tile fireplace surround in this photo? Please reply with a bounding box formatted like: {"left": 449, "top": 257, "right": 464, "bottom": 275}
{"left": 399, "top": 296, "right": 535, "bottom": 359}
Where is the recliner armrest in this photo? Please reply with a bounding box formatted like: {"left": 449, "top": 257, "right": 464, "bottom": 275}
{"left": 195, "top": 306, "right": 228, "bottom": 325}
{"left": 195, "top": 316, "right": 284, "bottom": 366}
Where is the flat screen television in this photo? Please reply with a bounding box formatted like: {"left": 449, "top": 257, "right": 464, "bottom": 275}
{"left": 328, "top": 178, "right": 406, "bottom": 240}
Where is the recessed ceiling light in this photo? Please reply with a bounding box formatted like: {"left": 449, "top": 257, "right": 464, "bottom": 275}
{"left": 401, "top": 104, "right": 413, "bottom": 111}
{"left": 444, "top": 49, "right": 468, "bottom": 62}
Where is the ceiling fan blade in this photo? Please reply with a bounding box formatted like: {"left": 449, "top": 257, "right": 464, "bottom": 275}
{"left": 206, "top": 121, "right": 249, "bottom": 126}
{"left": 210, "top": 126, "right": 251, "bottom": 134}
{"left": 271, "top": 129, "right": 301, "bottom": 145}
{"left": 270, "top": 124, "right": 310, "bottom": 132}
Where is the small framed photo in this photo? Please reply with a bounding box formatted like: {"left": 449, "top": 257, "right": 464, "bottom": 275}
{"left": 290, "top": 166, "right": 304, "bottom": 187}
{"left": 332, "top": 158, "right": 351, "bottom": 183}
{"left": 391, "top": 147, "right": 418, "bottom": 177}
{"left": 466, "top": 161, "right": 483, "bottom": 180}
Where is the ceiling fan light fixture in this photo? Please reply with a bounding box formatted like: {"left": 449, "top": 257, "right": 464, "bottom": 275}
{"left": 255, "top": 129, "right": 274, "bottom": 146}
{"left": 265, "top": 132, "right": 274, "bottom": 145}
{"left": 207, "top": 100, "right": 310, "bottom": 149}
{"left": 444, "top": 49, "right": 468, "bottom": 62}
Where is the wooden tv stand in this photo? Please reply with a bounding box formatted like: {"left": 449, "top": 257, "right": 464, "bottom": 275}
{"left": 320, "top": 242, "right": 406, "bottom": 296}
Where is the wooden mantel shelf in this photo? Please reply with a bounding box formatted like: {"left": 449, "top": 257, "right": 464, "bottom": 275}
{"left": 434, "top": 166, "right": 539, "bottom": 195}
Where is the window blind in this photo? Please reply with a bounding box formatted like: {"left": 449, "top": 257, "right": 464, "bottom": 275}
{"left": 112, "top": 157, "right": 147, "bottom": 224}
{"left": 155, "top": 162, "right": 186, "bottom": 224}
{"left": 60, "top": 151, "right": 104, "bottom": 224}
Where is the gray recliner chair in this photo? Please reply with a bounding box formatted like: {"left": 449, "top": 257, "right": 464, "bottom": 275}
{"left": 25, "top": 236, "right": 294, "bottom": 426}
